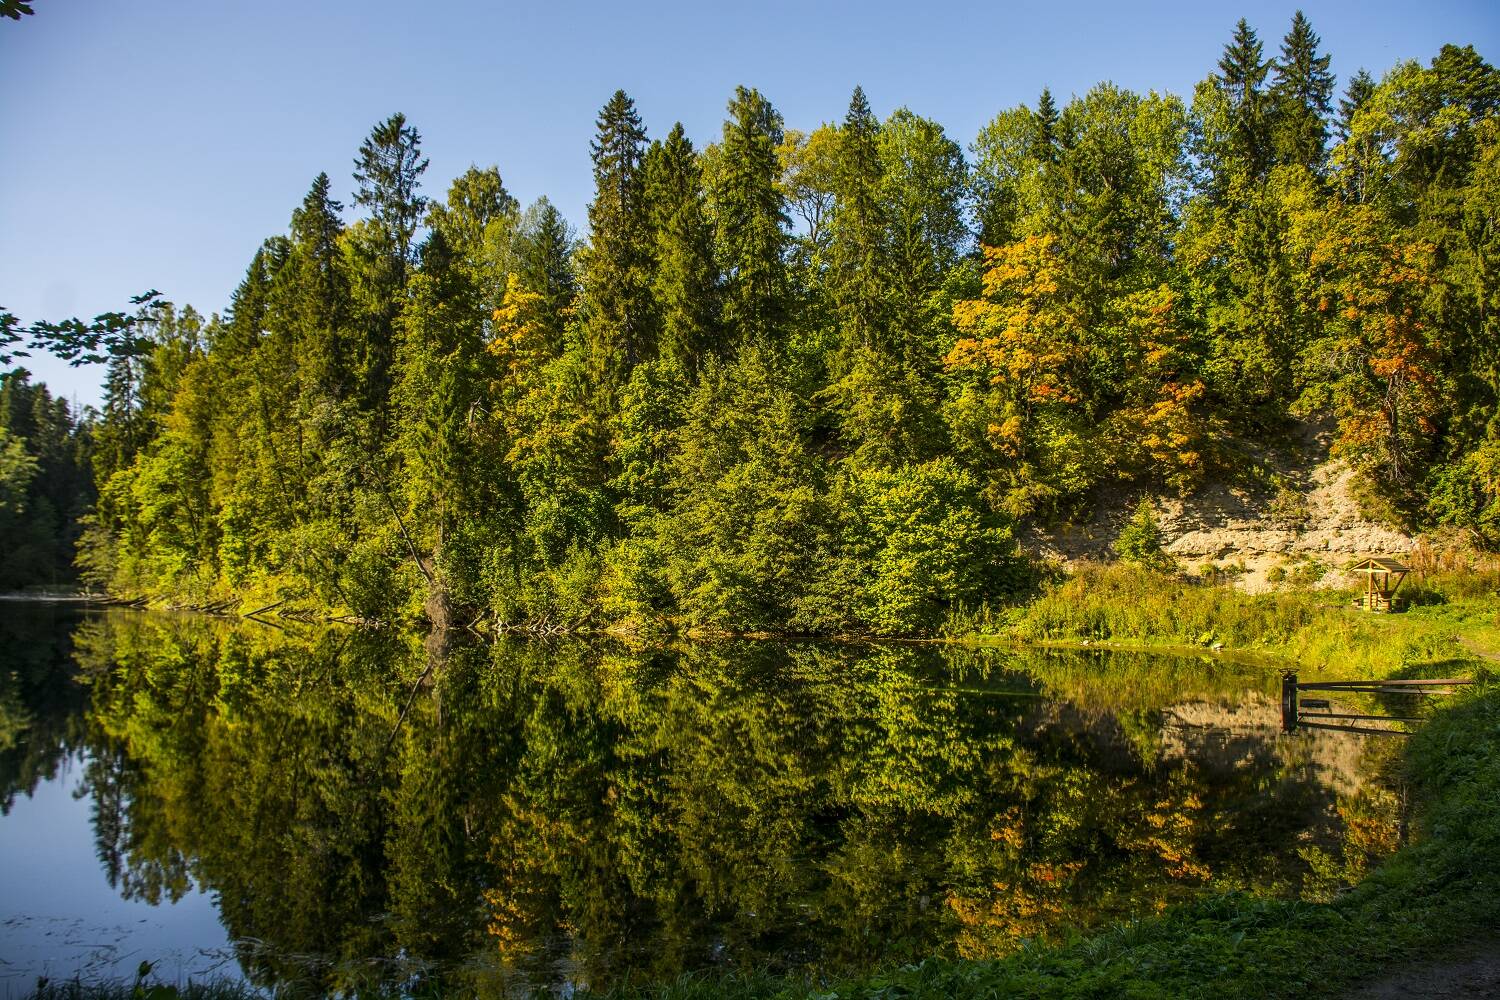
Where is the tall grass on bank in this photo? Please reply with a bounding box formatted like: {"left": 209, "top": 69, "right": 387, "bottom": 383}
{"left": 26, "top": 978, "right": 261, "bottom": 1000}
{"left": 976, "top": 563, "right": 1498, "bottom": 678}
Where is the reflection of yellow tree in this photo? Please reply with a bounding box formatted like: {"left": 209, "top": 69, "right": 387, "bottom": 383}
{"left": 948, "top": 801, "right": 1088, "bottom": 955}
{"left": 483, "top": 850, "right": 553, "bottom": 964}
{"left": 946, "top": 761, "right": 1212, "bottom": 958}
{"left": 1118, "top": 780, "right": 1211, "bottom": 883}
{"left": 1300, "top": 784, "right": 1403, "bottom": 902}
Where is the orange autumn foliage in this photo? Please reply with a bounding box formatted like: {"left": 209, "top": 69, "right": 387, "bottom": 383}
{"left": 948, "top": 236, "right": 1088, "bottom": 407}
{"left": 1304, "top": 204, "right": 1443, "bottom": 484}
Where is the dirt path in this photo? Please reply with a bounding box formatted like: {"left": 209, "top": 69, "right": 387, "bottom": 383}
{"left": 1456, "top": 637, "right": 1500, "bottom": 663}
{"left": 1345, "top": 940, "right": 1500, "bottom": 998}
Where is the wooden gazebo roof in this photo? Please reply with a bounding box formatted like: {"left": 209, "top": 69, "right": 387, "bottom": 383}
{"left": 1349, "top": 556, "right": 1410, "bottom": 575}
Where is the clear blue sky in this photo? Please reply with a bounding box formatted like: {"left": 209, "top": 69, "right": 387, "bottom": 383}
{"left": 2, "top": 0, "right": 1495, "bottom": 407}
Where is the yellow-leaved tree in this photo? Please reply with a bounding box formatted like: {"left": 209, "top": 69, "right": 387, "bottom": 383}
{"left": 946, "top": 235, "right": 1099, "bottom": 517}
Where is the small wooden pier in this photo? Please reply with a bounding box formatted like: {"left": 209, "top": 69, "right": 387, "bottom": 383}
{"left": 1281, "top": 672, "right": 1471, "bottom": 735}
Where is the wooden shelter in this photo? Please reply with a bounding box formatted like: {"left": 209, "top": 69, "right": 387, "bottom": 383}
{"left": 1349, "top": 556, "right": 1410, "bottom": 613}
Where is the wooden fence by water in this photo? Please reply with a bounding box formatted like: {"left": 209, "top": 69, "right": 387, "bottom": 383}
{"left": 1281, "top": 672, "right": 1473, "bottom": 735}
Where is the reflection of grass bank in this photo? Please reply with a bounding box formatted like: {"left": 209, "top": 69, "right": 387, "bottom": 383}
{"left": 961, "top": 563, "right": 1500, "bottom": 679}
{"left": 955, "top": 644, "right": 1281, "bottom": 713}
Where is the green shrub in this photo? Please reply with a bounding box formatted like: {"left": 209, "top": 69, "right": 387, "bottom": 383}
{"left": 1267, "top": 483, "right": 1311, "bottom": 529}
{"left": 824, "top": 458, "right": 1021, "bottom": 634}
{"left": 1113, "top": 496, "right": 1173, "bottom": 571}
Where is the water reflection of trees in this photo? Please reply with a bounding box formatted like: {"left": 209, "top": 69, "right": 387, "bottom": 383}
{"left": 5, "top": 612, "right": 1399, "bottom": 993}
{"left": 0, "top": 603, "right": 91, "bottom": 813}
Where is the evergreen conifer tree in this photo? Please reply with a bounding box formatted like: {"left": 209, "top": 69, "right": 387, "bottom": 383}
{"left": 347, "top": 114, "right": 429, "bottom": 439}
{"left": 830, "top": 86, "right": 889, "bottom": 360}
{"left": 353, "top": 113, "right": 429, "bottom": 263}
{"left": 1114, "top": 496, "right": 1172, "bottom": 571}
{"left": 1035, "top": 87, "right": 1059, "bottom": 154}
{"left": 288, "top": 173, "right": 350, "bottom": 397}
{"left": 1332, "top": 69, "right": 1377, "bottom": 202}
{"left": 1335, "top": 69, "right": 1375, "bottom": 142}
{"left": 712, "top": 86, "right": 789, "bottom": 346}
{"left": 1272, "top": 11, "right": 1335, "bottom": 173}
{"left": 582, "top": 90, "right": 653, "bottom": 387}
{"left": 511, "top": 198, "right": 577, "bottom": 350}
{"left": 220, "top": 243, "right": 279, "bottom": 359}
{"left": 643, "top": 124, "right": 719, "bottom": 370}
{"left": 1217, "top": 19, "right": 1273, "bottom": 179}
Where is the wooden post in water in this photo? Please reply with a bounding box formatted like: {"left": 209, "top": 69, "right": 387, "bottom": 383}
{"left": 1281, "top": 671, "right": 1298, "bottom": 732}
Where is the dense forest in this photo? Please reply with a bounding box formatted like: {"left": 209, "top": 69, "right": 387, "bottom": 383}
{"left": 3, "top": 15, "right": 1497, "bottom": 634}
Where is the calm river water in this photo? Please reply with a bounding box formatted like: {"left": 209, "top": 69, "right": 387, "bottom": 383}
{"left": 0, "top": 602, "right": 1399, "bottom": 996}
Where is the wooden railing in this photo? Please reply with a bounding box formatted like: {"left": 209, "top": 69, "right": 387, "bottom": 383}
{"left": 1280, "top": 672, "right": 1472, "bottom": 735}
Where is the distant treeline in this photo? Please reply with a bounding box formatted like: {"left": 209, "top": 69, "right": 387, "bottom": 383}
{"left": 5, "top": 15, "right": 1497, "bottom": 632}
{"left": 0, "top": 371, "right": 92, "bottom": 589}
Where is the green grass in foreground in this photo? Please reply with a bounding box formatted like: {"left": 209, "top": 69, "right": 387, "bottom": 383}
{"left": 27, "top": 978, "right": 257, "bottom": 1000}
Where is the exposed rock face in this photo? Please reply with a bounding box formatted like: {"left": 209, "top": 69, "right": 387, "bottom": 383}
{"left": 1018, "top": 423, "right": 1413, "bottom": 592}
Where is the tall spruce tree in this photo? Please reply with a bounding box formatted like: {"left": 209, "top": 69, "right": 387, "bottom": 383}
{"left": 288, "top": 173, "right": 350, "bottom": 398}
{"left": 1272, "top": 11, "right": 1336, "bottom": 173}
{"left": 582, "top": 90, "right": 653, "bottom": 388}
{"left": 1216, "top": 18, "right": 1273, "bottom": 181}
{"left": 1035, "top": 87, "right": 1060, "bottom": 154}
{"left": 1336, "top": 69, "right": 1376, "bottom": 142}
{"left": 1333, "top": 69, "right": 1377, "bottom": 202}
{"left": 349, "top": 114, "right": 429, "bottom": 437}
{"left": 643, "top": 124, "right": 720, "bottom": 370}
{"left": 0, "top": 370, "right": 92, "bottom": 587}
{"left": 353, "top": 113, "right": 430, "bottom": 264}
{"left": 712, "top": 86, "right": 790, "bottom": 346}
{"left": 220, "top": 243, "right": 280, "bottom": 359}
{"left": 830, "top": 86, "right": 889, "bottom": 360}
{"left": 511, "top": 197, "right": 578, "bottom": 350}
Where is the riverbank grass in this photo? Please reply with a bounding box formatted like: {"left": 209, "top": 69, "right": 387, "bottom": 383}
{"left": 960, "top": 562, "right": 1500, "bottom": 679}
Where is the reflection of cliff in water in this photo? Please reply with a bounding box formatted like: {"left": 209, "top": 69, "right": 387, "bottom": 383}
{"left": 1162, "top": 694, "right": 1371, "bottom": 797}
